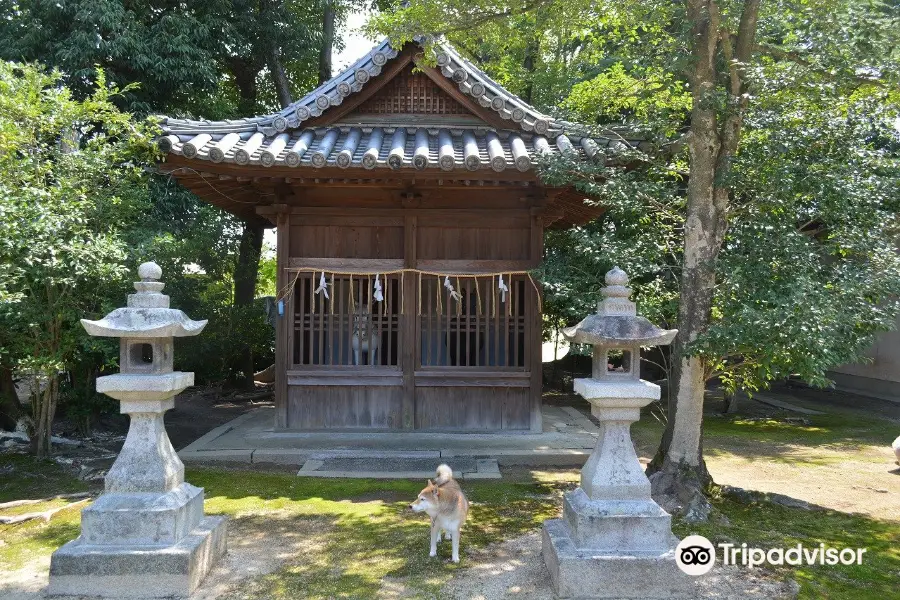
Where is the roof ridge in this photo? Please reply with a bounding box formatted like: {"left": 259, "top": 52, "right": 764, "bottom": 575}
{"left": 161, "top": 37, "right": 580, "bottom": 139}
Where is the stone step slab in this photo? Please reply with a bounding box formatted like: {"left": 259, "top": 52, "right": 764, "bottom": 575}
{"left": 297, "top": 456, "right": 501, "bottom": 479}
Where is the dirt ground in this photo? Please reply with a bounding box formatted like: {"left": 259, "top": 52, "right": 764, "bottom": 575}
{"left": 548, "top": 379, "right": 900, "bottom": 522}
{"left": 2, "top": 519, "right": 799, "bottom": 600}
{"left": 442, "top": 532, "right": 799, "bottom": 600}
{"left": 2, "top": 378, "right": 898, "bottom": 599}
{"left": 0, "top": 512, "right": 333, "bottom": 600}
{"left": 163, "top": 386, "right": 273, "bottom": 451}
{"left": 692, "top": 384, "right": 900, "bottom": 522}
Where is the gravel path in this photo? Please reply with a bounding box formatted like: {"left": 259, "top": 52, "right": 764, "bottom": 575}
{"left": 2, "top": 525, "right": 798, "bottom": 600}
{"left": 0, "top": 512, "right": 332, "bottom": 600}
{"left": 443, "top": 532, "right": 799, "bottom": 600}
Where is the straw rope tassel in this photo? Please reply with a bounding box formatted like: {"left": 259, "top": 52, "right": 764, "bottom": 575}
{"left": 280, "top": 267, "right": 541, "bottom": 315}
{"left": 348, "top": 275, "right": 355, "bottom": 314}
{"left": 492, "top": 275, "right": 497, "bottom": 317}
{"left": 276, "top": 270, "right": 300, "bottom": 303}
{"left": 475, "top": 275, "right": 482, "bottom": 315}
{"left": 528, "top": 273, "right": 542, "bottom": 313}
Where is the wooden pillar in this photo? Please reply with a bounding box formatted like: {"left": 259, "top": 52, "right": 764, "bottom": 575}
{"left": 402, "top": 214, "right": 418, "bottom": 429}
{"left": 529, "top": 215, "right": 544, "bottom": 432}
{"left": 275, "top": 209, "right": 291, "bottom": 429}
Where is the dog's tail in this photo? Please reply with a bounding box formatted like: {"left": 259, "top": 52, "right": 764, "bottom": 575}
{"left": 435, "top": 464, "right": 453, "bottom": 486}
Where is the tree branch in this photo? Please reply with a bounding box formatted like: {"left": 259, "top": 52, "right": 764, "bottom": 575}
{"left": 440, "top": 0, "right": 552, "bottom": 35}
{"left": 268, "top": 47, "right": 293, "bottom": 109}
{"left": 754, "top": 42, "right": 889, "bottom": 88}
{"left": 0, "top": 492, "right": 91, "bottom": 510}
{"left": 0, "top": 497, "right": 92, "bottom": 525}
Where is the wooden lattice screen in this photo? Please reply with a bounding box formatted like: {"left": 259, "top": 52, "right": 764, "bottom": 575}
{"left": 289, "top": 272, "right": 530, "bottom": 371}
{"left": 418, "top": 275, "right": 528, "bottom": 369}
{"left": 354, "top": 65, "right": 472, "bottom": 115}
{"left": 292, "top": 273, "right": 402, "bottom": 367}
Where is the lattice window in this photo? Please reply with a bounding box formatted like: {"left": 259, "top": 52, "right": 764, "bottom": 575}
{"left": 292, "top": 273, "right": 401, "bottom": 367}
{"left": 418, "top": 275, "right": 529, "bottom": 369}
{"left": 354, "top": 65, "right": 472, "bottom": 115}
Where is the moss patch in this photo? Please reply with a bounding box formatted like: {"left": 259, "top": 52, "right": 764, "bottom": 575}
{"left": 0, "top": 454, "right": 90, "bottom": 571}
{"left": 189, "top": 468, "right": 563, "bottom": 599}
{"left": 678, "top": 495, "right": 900, "bottom": 600}
{"left": 0, "top": 453, "right": 896, "bottom": 599}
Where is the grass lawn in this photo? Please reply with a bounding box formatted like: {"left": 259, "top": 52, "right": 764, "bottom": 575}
{"left": 1, "top": 403, "right": 898, "bottom": 599}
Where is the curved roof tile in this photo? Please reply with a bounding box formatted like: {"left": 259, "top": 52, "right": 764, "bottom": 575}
{"left": 160, "top": 37, "right": 569, "bottom": 139}
{"left": 159, "top": 126, "right": 614, "bottom": 171}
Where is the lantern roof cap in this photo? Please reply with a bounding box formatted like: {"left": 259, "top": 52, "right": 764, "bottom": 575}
{"left": 562, "top": 267, "right": 677, "bottom": 346}
{"left": 80, "top": 263, "right": 207, "bottom": 338}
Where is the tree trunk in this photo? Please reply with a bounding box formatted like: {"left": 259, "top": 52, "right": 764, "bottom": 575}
{"left": 646, "top": 0, "right": 760, "bottom": 521}
{"left": 645, "top": 0, "right": 723, "bottom": 521}
{"left": 269, "top": 48, "right": 293, "bottom": 109}
{"left": 0, "top": 364, "right": 19, "bottom": 431}
{"left": 522, "top": 34, "right": 539, "bottom": 103}
{"left": 723, "top": 390, "right": 738, "bottom": 414}
{"left": 261, "top": 0, "right": 293, "bottom": 109}
{"left": 31, "top": 373, "right": 58, "bottom": 458}
{"left": 318, "top": 0, "right": 336, "bottom": 84}
{"left": 228, "top": 57, "right": 262, "bottom": 115}
{"left": 233, "top": 220, "right": 265, "bottom": 388}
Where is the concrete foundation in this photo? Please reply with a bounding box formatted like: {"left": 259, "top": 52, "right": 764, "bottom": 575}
{"left": 49, "top": 516, "right": 226, "bottom": 598}
{"left": 542, "top": 519, "right": 692, "bottom": 599}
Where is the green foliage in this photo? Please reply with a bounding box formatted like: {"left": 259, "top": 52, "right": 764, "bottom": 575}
{"left": 0, "top": 60, "right": 274, "bottom": 449}
{"left": 0, "top": 0, "right": 325, "bottom": 116}
{"left": 696, "top": 90, "right": 900, "bottom": 390}
{"left": 257, "top": 242, "right": 278, "bottom": 298}
{"left": 538, "top": 155, "right": 683, "bottom": 337}
{"left": 563, "top": 63, "right": 691, "bottom": 136}
{"left": 0, "top": 62, "right": 154, "bottom": 454}
{"left": 372, "top": 0, "right": 900, "bottom": 395}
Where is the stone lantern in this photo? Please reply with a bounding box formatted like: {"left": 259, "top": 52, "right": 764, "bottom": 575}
{"left": 542, "top": 267, "right": 692, "bottom": 599}
{"left": 49, "top": 262, "right": 227, "bottom": 598}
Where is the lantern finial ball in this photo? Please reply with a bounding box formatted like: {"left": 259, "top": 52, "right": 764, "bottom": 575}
{"left": 605, "top": 266, "right": 629, "bottom": 287}
{"left": 138, "top": 262, "right": 162, "bottom": 281}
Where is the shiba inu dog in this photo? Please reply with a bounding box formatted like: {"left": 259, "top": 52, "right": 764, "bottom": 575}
{"left": 351, "top": 304, "right": 380, "bottom": 365}
{"left": 410, "top": 464, "right": 469, "bottom": 563}
{"left": 893, "top": 435, "right": 900, "bottom": 466}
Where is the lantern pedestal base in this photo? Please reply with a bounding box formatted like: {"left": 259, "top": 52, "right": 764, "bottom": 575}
{"left": 562, "top": 488, "right": 678, "bottom": 553}
{"left": 48, "top": 515, "right": 227, "bottom": 598}
{"left": 542, "top": 519, "right": 692, "bottom": 599}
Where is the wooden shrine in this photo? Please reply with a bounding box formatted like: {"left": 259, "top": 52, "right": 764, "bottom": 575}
{"left": 157, "top": 38, "right": 634, "bottom": 432}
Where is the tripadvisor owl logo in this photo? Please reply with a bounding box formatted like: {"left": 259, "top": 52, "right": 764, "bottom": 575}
{"left": 676, "top": 535, "right": 716, "bottom": 576}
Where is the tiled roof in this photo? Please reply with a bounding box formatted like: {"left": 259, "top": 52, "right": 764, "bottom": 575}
{"left": 160, "top": 37, "right": 574, "bottom": 139}
{"left": 157, "top": 124, "right": 619, "bottom": 172}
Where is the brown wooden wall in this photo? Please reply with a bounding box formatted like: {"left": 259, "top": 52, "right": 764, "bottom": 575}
{"left": 276, "top": 192, "right": 544, "bottom": 432}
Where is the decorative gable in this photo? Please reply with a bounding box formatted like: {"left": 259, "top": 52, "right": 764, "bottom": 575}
{"left": 350, "top": 64, "right": 476, "bottom": 118}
